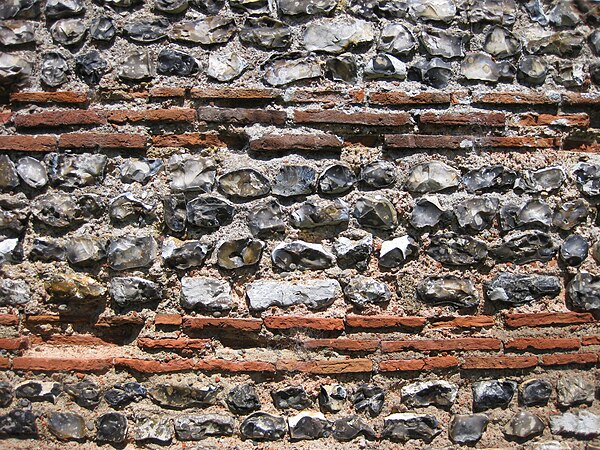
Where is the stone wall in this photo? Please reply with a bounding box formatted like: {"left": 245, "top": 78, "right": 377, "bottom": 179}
{"left": 1, "top": 0, "right": 600, "bottom": 448}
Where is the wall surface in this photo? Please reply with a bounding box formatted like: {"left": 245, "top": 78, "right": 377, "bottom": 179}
{"left": 1, "top": 0, "right": 600, "bottom": 448}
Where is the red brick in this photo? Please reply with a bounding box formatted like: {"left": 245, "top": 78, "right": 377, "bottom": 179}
{"left": 15, "top": 110, "right": 106, "bottom": 128}
{"left": 369, "top": 91, "right": 452, "bottom": 106}
{"left": 190, "top": 88, "right": 281, "bottom": 100}
{"left": 380, "top": 356, "right": 459, "bottom": 372}
{"left": 286, "top": 89, "right": 365, "bottom": 104}
{"left": 561, "top": 93, "right": 600, "bottom": 105}
{"left": 0, "top": 314, "right": 19, "bottom": 326}
{"left": 249, "top": 134, "right": 343, "bottom": 152}
{"left": 107, "top": 108, "right": 196, "bottom": 124}
{"left": 277, "top": 358, "right": 373, "bottom": 374}
{"left": 10, "top": 91, "right": 88, "bottom": 104}
{"left": 155, "top": 314, "right": 182, "bottom": 326}
{"left": 583, "top": 335, "right": 600, "bottom": 346}
{"left": 473, "top": 92, "right": 558, "bottom": 105}
{"left": 59, "top": 132, "right": 147, "bottom": 149}
{"left": 505, "top": 312, "right": 596, "bottom": 328}
{"left": 197, "top": 106, "right": 286, "bottom": 125}
{"left": 264, "top": 316, "right": 344, "bottom": 331}
{"left": 0, "top": 135, "right": 57, "bottom": 152}
{"left": 182, "top": 317, "right": 262, "bottom": 332}
{"left": 95, "top": 314, "right": 145, "bottom": 327}
{"left": 114, "top": 358, "right": 195, "bottom": 373}
{"left": 0, "top": 111, "right": 12, "bottom": 125}
{"left": 462, "top": 356, "right": 538, "bottom": 370}
{"left": 36, "top": 335, "right": 117, "bottom": 346}
{"left": 196, "top": 360, "right": 276, "bottom": 373}
{"left": 13, "top": 357, "right": 113, "bottom": 372}
{"left": 385, "top": 134, "right": 558, "bottom": 150}
{"left": 420, "top": 111, "right": 506, "bottom": 126}
{"left": 430, "top": 316, "right": 495, "bottom": 329}
{"left": 149, "top": 87, "right": 186, "bottom": 98}
{"left": 0, "top": 338, "right": 28, "bottom": 351}
{"left": 346, "top": 315, "right": 427, "bottom": 329}
{"left": 137, "top": 337, "right": 211, "bottom": 350}
{"left": 294, "top": 110, "right": 412, "bottom": 126}
{"left": 541, "top": 353, "right": 599, "bottom": 366}
{"left": 514, "top": 113, "right": 590, "bottom": 127}
{"left": 0, "top": 358, "right": 9, "bottom": 369}
{"left": 505, "top": 337, "right": 580, "bottom": 352}
{"left": 152, "top": 133, "right": 226, "bottom": 148}
{"left": 304, "top": 339, "right": 379, "bottom": 352}
{"left": 382, "top": 338, "right": 501, "bottom": 353}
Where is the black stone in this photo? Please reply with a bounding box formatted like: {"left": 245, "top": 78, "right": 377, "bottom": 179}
{"left": 157, "top": 49, "right": 199, "bottom": 76}
{"left": 163, "top": 239, "right": 210, "bottom": 270}
{"left": 46, "top": 0, "right": 84, "bottom": 18}
{"left": 75, "top": 51, "right": 108, "bottom": 85}
{"left": 427, "top": 232, "right": 488, "bottom": 266}
{"left": 319, "top": 384, "right": 347, "bottom": 413}
{"left": 248, "top": 199, "right": 285, "bottom": 237}
{"left": 15, "top": 381, "right": 60, "bottom": 403}
{"left": 360, "top": 160, "right": 396, "bottom": 188}
{"left": 553, "top": 199, "right": 589, "bottom": 230}
{"left": 462, "top": 165, "right": 517, "bottom": 193}
{"left": 326, "top": 56, "right": 358, "bottom": 83}
{"left": 491, "top": 230, "right": 557, "bottom": 264}
{"left": 226, "top": 383, "right": 260, "bottom": 415}
{"left": 240, "top": 412, "right": 287, "bottom": 441}
{"left": 272, "top": 386, "right": 311, "bottom": 410}
{"left": 272, "top": 165, "right": 316, "bottom": 198}
{"left": 0, "top": 383, "right": 12, "bottom": 407}
{"left": 382, "top": 413, "right": 442, "bottom": 443}
{"left": 164, "top": 194, "right": 186, "bottom": 233}
{"left": 333, "top": 415, "right": 376, "bottom": 441}
{"left": 518, "top": 55, "right": 548, "bottom": 85}
{"left": 289, "top": 413, "right": 331, "bottom": 440}
{"left": 318, "top": 164, "right": 357, "bottom": 195}
{"left": 567, "top": 272, "right": 600, "bottom": 311}
{"left": 90, "top": 17, "right": 116, "bottom": 41}
{"left": 417, "top": 276, "right": 479, "bottom": 308}
{"left": 352, "top": 384, "right": 384, "bottom": 417}
{"left": 105, "top": 382, "right": 146, "bottom": 408}
{"left": 124, "top": 18, "right": 169, "bottom": 42}
{"left": 240, "top": 16, "right": 291, "bottom": 49}
{"left": 190, "top": 0, "right": 224, "bottom": 13}
{"left": 41, "top": 51, "right": 69, "bottom": 87}
{"left": 353, "top": 196, "right": 398, "bottom": 230}
{"left": 333, "top": 235, "right": 372, "bottom": 270}
{"left": 186, "top": 195, "right": 235, "bottom": 229}
{"left": 472, "top": 379, "right": 516, "bottom": 411}
{"left": 63, "top": 380, "right": 100, "bottom": 409}
{"left": 484, "top": 273, "right": 561, "bottom": 305}
{"left": 560, "top": 235, "right": 589, "bottom": 266}
{"left": 0, "top": 410, "right": 37, "bottom": 436}
{"left": 29, "top": 239, "right": 65, "bottom": 262}
{"left": 155, "top": 0, "right": 188, "bottom": 13}
{"left": 96, "top": 412, "right": 128, "bottom": 443}
{"left": 520, "top": 379, "right": 552, "bottom": 406}
{"left": 574, "top": 162, "right": 600, "bottom": 198}
{"left": 409, "top": 58, "right": 452, "bottom": 88}
{"left": 449, "top": 414, "right": 488, "bottom": 444}
{"left": 0, "top": 0, "right": 40, "bottom": 19}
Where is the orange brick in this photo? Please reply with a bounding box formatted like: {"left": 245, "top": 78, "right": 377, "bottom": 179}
{"left": 182, "top": 317, "right": 262, "bottom": 332}
{"left": 107, "top": 108, "right": 196, "bottom": 124}
{"left": 505, "top": 338, "right": 580, "bottom": 352}
{"left": 379, "top": 356, "right": 459, "bottom": 372}
{"left": 382, "top": 338, "right": 501, "bottom": 353}
{"left": 155, "top": 314, "right": 182, "bottom": 326}
{"left": 505, "top": 312, "right": 596, "bottom": 328}
{"left": 137, "top": 337, "right": 211, "bottom": 350}
{"left": 462, "top": 356, "right": 538, "bottom": 370}
{"left": 369, "top": 91, "right": 452, "bottom": 106}
{"left": 346, "top": 315, "right": 427, "bottom": 330}
{"left": 151, "top": 133, "right": 226, "bottom": 148}
{"left": 190, "top": 87, "right": 281, "bottom": 100}
{"left": 10, "top": 91, "right": 88, "bottom": 104}
{"left": 473, "top": 92, "right": 558, "bottom": 105}
{"left": 264, "top": 316, "right": 344, "bottom": 331}
{"left": 304, "top": 339, "right": 379, "bottom": 352}
{"left": 294, "top": 110, "right": 411, "bottom": 126}
{"left": 0, "top": 338, "right": 28, "bottom": 351}
{"left": 249, "top": 134, "right": 343, "bottom": 152}
{"left": 0, "top": 135, "right": 57, "bottom": 152}
{"left": 420, "top": 111, "right": 506, "bottom": 126}
{"left": 583, "top": 335, "right": 600, "bottom": 346}
{"left": 430, "top": 316, "right": 495, "bottom": 329}
{"left": 15, "top": 110, "right": 106, "bottom": 128}
{"left": 277, "top": 358, "right": 373, "bottom": 374}
{"left": 0, "top": 314, "right": 19, "bottom": 326}
{"left": 541, "top": 353, "right": 599, "bottom": 366}
{"left": 149, "top": 87, "right": 187, "bottom": 98}
{"left": 13, "top": 357, "right": 113, "bottom": 372}
{"left": 114, "top": 358, "right": 195, "bottom": 373}
{"left": 196, "top": 360, "right": 276, "bottom": 373}
{"left": 59, "top": 132, "right": 147, "bottom": 149}
{"left": 197, "top": 107, "right": 286, "bottom": 125}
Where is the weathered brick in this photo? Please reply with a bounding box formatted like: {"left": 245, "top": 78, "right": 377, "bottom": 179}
{"left": 190, "top": 88, "right": 281, "bottom": 100}
{"left": 294, "top": 110, "right": 412, "bottom": 126}
{"left": 430, "top": 316, "right": 495, "bottom": 329}
{"left": 505, "top": 312, "right": 596, "bottom": 328}
{"left": 149, "top": 87, "right": 186, "bottom": 98}
{"left": 137, "top": 337, "right": 211, "bottom": 350}
{"left": 304, "top": 339, "right": 379, "bottom": 352}
{"left": 152, "top": 133, "right": 226, "bottom": 148}
{"left": 249, "top": 134, "right": 343, "bottom": 152}
{"left": 107, "top": 108, "right": 196, "bottom": 124}
{"left": 277, "top": 358, "right": 373, "bottom": 374}
{"left": 379, "top": 356, "right": 459, "bottom": 372}
{"left": 583, "top": 335, "right": 600, "bottom": 346}
{"left": 0, "top": 358, "right": 9, "bottom": 369}
{"left": 382, "top": 338, "right": 501, "bottom": 353}
{"left": 561, "top": 93, "right": 600, "bottom": 105}
{"left": 505, "top": 337, "right": 581, "bottom": 352}
{"left": 59, "top": 132, "right": 147, "bottom": 149}
{"left": 541, "top": 353, "right": 599, "bottom": 366}
{"left": 285, "top": 89, "right": 365, "bottom": 104}
{"left": 419, "top": 111, "right": 506, "bottom": 126}
{"left": 10, "top": 91, "right": 88, "bottom": 104}
{"left": 197, "top": 106, "right": 286, "bottom": 125}
{"left": 514, "top": 113, "right": 590, "bottom": 127}
{"left": 346, "top": 315, "right": 427, "bottom": 329}
{"left": 462, "top": 356, "right": 538, "bottom": 370}
{"left": 385, "top": 134, "right": 559, "bottom": 150}
{"left": 15, "top": 110, "right": 106, "bottom": 128}
{"left": 196, "top": 360, "right": 276, "bottom": 373}
{"left": 36, "top": 335, "right": 117, "bottom": 346}
{"left": 13, "top": 357, "right": 113, "bottom": 372}
{"left": 0, "top": 314, "right": 19, "bottom": 326}
{"left": 264, "top": 316, "right": 344, "bottom": 331}
{"left": 0, "top": 338, "right": 28, "bottom": 351}
{"left": 0, "top": 111, "right": 12, "bottom": 125}
{"left": 473, "top": 92, "right": 559, "bottom": 105}
{"left": 182, "top": 317, "right": 262, "bottom": 332}
{"left": 114, "top": 358, "right": 195, "bottom": 373}
{"left": 95, "top": 314, "right": 145, "bottom": 327}
{"left": 0, "top": 135, "right": 57, "bottom": 152}
{"left": 155, "top": 314, "right": 183, "bottom": 326}
{"left": 369, "top": 91, "right": 452, "bottom": 106}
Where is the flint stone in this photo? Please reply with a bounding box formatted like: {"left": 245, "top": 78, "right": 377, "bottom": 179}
{"left": 273, "top": 386, "right": 311, "bottom": 410}
{"left": 163, "top": 239, "right": 210, "bottom": 270}
{"left": 527, "top": 32, "right": 584, "bottom": 58}
{"left": 463, "top": 165, "right": 516, "bottom": 192}
{"left": 333, "top": 234, "right": 372, "bottom": 270}
{"left": 171, "top": 17, "right": 235, "bottom": 44}
{"left": 264, "top": 57, "right": 323, "bottom": 86}
{"left": 449, "top": 414, "right": 488, "bottom": 444}
{"left": 0, "top": 20, "right": 35, "bottom": 45}
{"left": 523, "top": 0, "right": 548, "bottom": 25}
{"left": 500, "top": 199, "right": 553, "bottom": 230}
{"left": 555, "top": 62, "right": 585, "bottom": 88}
{"left": 557, "top": 376, "right": 594, "bottom": 407}
{"left": 45, "top": 272, "right": 106, "bottom": 302}
{"left": 155, "top": 0, "right": 188, "bottom": 13}
{"left": 408, "top": 0, "right": 455, "bottom": 22}
{"left": 278, "top": 0, "right": 336, "bottom": 15}
{"left": 492, "top": 230, "right": 557, "bottom": 264}
{"left": 231, "top": 0, "right": 268, "bottom": 13}
{"left": 469, "top": 0, "right": 516, "bottom": 24}
{"left": 406, "top": 161, "right": 460, "bottom": 193}
{"left": 30, "top": 240, "right": 65, "bottom": 262}
{"left": 240, "top": 412, "right": 287, "bottom": 440}
{"left": 65, "top": 237, "right": 106, "bottom": 266}
{"left": 428, "top": 232, "right": 488, "bottom": 266}
{"left": 360, "top": 160, "right": 396, "bottom": 188}
{"left": 461, "top": 52, "right": 500, "bottom": 82}
{"left": 420, "top": 29, "right": 465, "bottom": 59}
{"left": 288, "top": 412, "right": 331, "bottom": 440}
{"left": 50, "top": 18, "right": 86, "bottom": 45}
{"left": 379, "top": 235, "right": 418, "bottom": 268}
{"left": 271, "top": 241, "right": 335, "bottom": 271}
{"left": 550, "top": 411, "right": 600, "bottom": 438}
{"left": 319, "top": 384, "right": 347, "bottom": 413}
{"left": 518, "top": 55, "right": 547, "bottom": 85}
{"left": 417, "top": 276, "right": 478, "bottom": 308}
{"left": 353, "top": 384, "right": 384, "bottom": 416}
{"left": 47, "top": 153, "right": 107, "bottom": 188}
{"left": 158, "top": 49, "right": 199, "bottom": 76}
{"left": 0, "top": 0, "right": 39, "bottom": 19}
{"left": 344, "top": 276, "right": 391, "bottom": 308}
{"left": 484, "top": 273, "right": 560, "bottom": 305}
{"left": 75, "top": 51, "right": 108, "bottom": 85}
{"left": 46, "top": 0, "right": 84, "bottom": 17}
{"left": 378, "top": 23, "right": 415, "bottom": 55}
{"left": 591, "top": 30, "right": 600, "bottom": 55}
{"left": 103, "top": 0, "right": 141, "bottom": 6}
{"left": 382, "top": 413, "right": 442, "bottom": 442}
{"left": 560, "top": 235, "right": 589, "bottom": 266}
{"left": 472, "top": 379, "right": 516, "bottom": 411}
{"left": 304, "top": 19, "right": 374, "bottom": 54}
{"left": 517, "top": 167, "right": 565, "bottom": 193}
{"left": 326, "top": 56, "right": 358, "bottom": 83}
{"left": 120, "top": 160, "right": 162, "bottom": 185}
{"left": 333, "top": 415, "right": 376, "bottom": 441}
{"left": 110, "top": 277, "right": 160, "bottom": 307}
{"left": 30, "top": 193, "right": 93, "bottom": 229}
{"left": 0, "top": 238, "right": 18, "bottom": 264}
{"left": 402, "top": 380, "right": 457, "bottom": 408}
{"left": 574, "top": 162, "right": 600, "bottom": 198}
{"left": 107, "top": 235, "right": 157, "bottom": 270}
{"left": 90, "top": 17, "right": 116, "bottom": 41}
{"left": 567, "top": 272, "right": 600, "bottom": 311}
{"left": 119, "top": 51, "right": 152, "bottom": 80}
{"left": 484, "top": 26, "right": 521, "bottom": 58}
{"left": 273, "top": 165, "right": 316, "bottom": 197}
{"left": 364, "top": 53, "right": 406, "bottom": 80}
{"left": 505, "top": 410, "right": 544, "bottom": 440}
{"left": 175, "top": 415, "right": 234, "bottom": 440}
{"left": 291, "top": 198, "right": 349, "bottom": 229}
{"left": 106, "top": 382, "right": 145, "bottom": 407}
{"left": 180, "top": 277, "right": 232, "bottom": 312}
{"left": 190, "top": 0, "right": 224, "bottom": 13}
{"left": 135, "top": 416, "right": 173, "bottom": 443}
{"left": 0, "top": 52, "right": 32, "bottom": 89}
{"left": 0, "top": 383, "right": 12, "bottom": 407}
{"left": 48, "top": 412, "right": 86, "bottom": 441}
{"left": 96, "top": 413, "right": 128, "bottom": 443}
{"left": 63, "top": 380, "right": 100, "bottom": 408}
{"left": 149, "top": 384, "right": 220, "bottom": 409}
{"left": 454, "top": 196, "right": 498, "bottom": 231}
{"left": 247, "top": 279, "right": 340, "bottom": 311}
{"left": 164, "top": 195, "right": 186, "bottom": 233}
{"left": 216, "top": 238, "right": 263, "bottom": 269}
{"left": 15, "top": 381, "right": 60, "bottom": 403}
{"left": 548, "top": 0, "right": 579, "bottom": 27}
{"left": 353, "top": 196, "right": 398, "bottom": 230}
{"left": 227, "top": 384, "right": 260, "bottom": 415}
{"left": 109, "top": 193, "right": 154, "bottom": 224}
{"left": 411, "top": 196, "right": 445, "bottom": 229}
{"left": 318, "top": 164, "right": 357, "bottom": 195}
{"left": 186, "top": 195, "right": 235, "bottom": 229}
{"left": 0, "top": 410, "right": 37, "bottom": 436}
{"left": 248, "top": 200, "right": 285, "bottom": 236}
{"left": 0, "top": 156, "right": 18, "bottom": 190}
{"left": 520, "top": 379, "right": 552, "bottom": 406}
{"left": 169, "top": 155, "right": 215, "bottom": 193}
{"left": 41, "top": 51, "right": 69, "bottom": 87}
{"left": 218, "top": 169, "right": 270, "bottom": 199}
{"left": 207, "top": 52, "right": 247, "bottom": 82}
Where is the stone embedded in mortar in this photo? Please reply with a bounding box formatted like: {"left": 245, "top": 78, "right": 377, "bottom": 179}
{"left": 110, "top": 277, "right": 161, "bottom": 307}
{"left": 401, "top": 380, "right": 458, "bottom": 408}
{"left": 409, "top": 57, "right": 452, "bottom": 88}
{"left": 382, "top": 413, "right": 442, "bottom": 443}
{"left": 463, "top": 165, "right": 516, "bottom": 193}
{"left": 518, "top": 55, "right": 547, "bottom": 85}
{"left": 343, "top": 276, "right": 391, "bottom": 308}
{"left": 472, "top": 379, "right": 516, "bottom": 411}
{"left": 427, "top": 232, "right": 488, "bottom": 266}
{"left": 550, "top": 411, "right": 600, "bottom": 438}
{"left": 560, "top": 234, "right": 589, "bottom": 266}
{"left": 135, "top": 416, "right": 174, "bottom": 444}
{"left": 491, "top": 230, "right": 557, "bottom": 264}
{"left": 484, "top": 273, "right": 560, "bottom": 305}
{"left": 352, "top": 384, "right": 384, "bottom": 417}
{"left": 461, "top": 52, "right": 500, "bottom": 82}
{"left": 240, "top": 412, "right": 287, "bottom": 441}
{"left": 420, "top": 29, "right": 465, "bottom": 59}
{"left": 227, "top": 384, "right": 260, "bottom": 415}
{"left": 29, "top": 239, "right": 65, "bottom": 262}
{"left": 163, "top": 194, "right": 186, "bottom": 234}
{"left": 318, "top": 164, "right": 357, "bottom": 195}
{"left": 303, "top": 19, "right": 374, "bottom": 54}
{"left": 0, "top": 194, "right": 29, "bottom": 236}
{"left": 0, "top": 238, "right": 18, "bottom": 264}
{"left": 568, "top": 272, "right": 600, "bottom": 311}
{"left": 319, "top": 384, "right": 347, "bottom": 413}
{"left": 0, "top": 383, "right": 12, "bottom": 408}
{"left": 454, "top": 196, "right": 499, "bottom": 232}
{"left": 218, "top": 169, "right": 270, "bottom": 199}
{"left": 157, "top": 49, "right": 199, "bottom": 76}
{"left": 378, "top": 23, "right": 416, "bottom": 55}
{"left": 155, "top": 0, "right": 188, "bottom": 13}
{"left": 417, "top": 276, "right": 479, "bottom": 308}
{"left": 288, "top": 412, "right": 332, "bottom": 440}
{"left": 548, "top": 0, "right": 579, "bottom": 27}
{"left": 109, "top": 193, "right": 155, "bottom": 224}
{"left": 515, "top": 167, "right": 565, "bottom": 193}
{"left": 90, "top": 17, "right": 116, "bottom": 41}
{"left": 277, "top": 0, "right": 337, "bottom": 15}
{"left": 360, "top": 160, "right": 397, "bottom": 188}
{"left": 378, "top": 235, "right": 418, "bottom": 268}
{"left": 484, "top": 26, "right": 521, "bottom": 58}
{"left": 171, "top": 17, "right": 236, "bottom": 44}
{"left": 520, "top": 379, "right": 552, "bottom": 406}
{"left": 103, "top": 0, "right": 142, "bottom": 6}
{"left": 46, "top": 153, "right": 107, "bottom": 188}
{"left": 47, "top": 412, "right": 86, "bottom": 441}
{"left": 96, "top": 413, "right": 128, "bottom": 443}
{"left": 410, "top": 196, "right": 446, "bottom": 229}
{"left": 0, "top": 0, "right": 39, "bottom": 19}
{"left": 554, "top": 62, "right": 586, "bottom": 88}
{"left": 0, "top": 20, "right": 35, "bottom": 45}
{"left": 557, "top": 376, "right": 594, "bottom": 407}
{"left": 246, "top": 279, "right": 341, "bottom": 311}
{"left": 107, "top": 235, "right": 157, "bottom": 270}
{"left": 333, "top": 415, "right": 376, "bottom": 442}
{"left": 0, "top": 279, "right": 29, "bottom": 306}
{"left": 408, "top": 0, "right": 455, "bottom": 22}
{"left": 272, "top": 165, "right": 316, "bottom": 197}
{"left": 50, "top": 18, "right": 86, "bottom": 45}
{"left": 273, "top": 386, "right": 311, "bottom": 410}
{"left": 190, "top": 0, "right": 224, "bottom": 13}
{"left": 364, "top": 53, "right": 406, "bottom": 80}
{"left": 527, "top": 32, "right": 584, "bottom": 58}
{"left": 105, "top": 383, "right": 147, "bottom": 407}
{"left": 120, "top": 159, "right": 163, "bottom": 185}
{"left": 468, "top": 0, "right": 516, "bottom": 24}
{"left": 500, "top": 199, "right": 553, "bottom": 230}
{"left": 149, "top": 384, "right": 220, "bottom": 409}
{"left": 216, "top": 238, "right": 264, "bottom": 269}
{"left": 45, "top": 272, "right": 106, "bottom": 302}
{"left": 248, "top": 199, "right": 286, "bottom": 237}
{"left": 326, "top": 56, "right": 358, "bottom": 83}
{"left": 230, "top": 0, "right": 268, "bottom": 13}
{"left": 65, "top": 237, "right": 106, "bottom": 267}
{"left": 0, "top": 52, "right": 32, "bottom": 89}
{"left": 15, "top": 381, "right": 59, "bottom": 404}
{"left": 186, "top": 195, "right": 235, "bottom": 229}
{"left": 353, "top": 195, "right": 398, "bottom": 230}
{"left": 291, "top": 198, "right": 350, "bottom": 229}
{"left": 449, "top": 414, "right": 489, "bottom": 444}
{"left": 40, "top": 51, "right": 69, "bottom": 87}
{"left": 505, "top": 410, "right": 545, "bottom": 440}
{"left": 169, "top": 155, "right": 215, "bottom": 193}
{"left": 119, "top": 51, "right": 153, "bottom": 80}
{"left": 264, "top": 56, "right": 323, "bottom": 86}
{"left": 0, "top": 410, "right": 37, "bottom": 437}
{"left": 163, "top": 238, "right": 211, "bottom": 270}
{"left": 75, "top": 51, "right": 108, "bottom": 85}
{"left": 272, "top": 241, "right": 335, "bottom": 271}
{"left": 207, "top": 52, "right": 247, "bottom": 82}
{"left": 0, "top": 156, "right": 18, "bottom": 190}
{"left": 406, "top": 161, "right": 460, "bottom": 193}
{"left": 46, "top": 0, "right": 84, "bottom": 17}
{"left": 63, "top": 380, "right": 100, "bottom": 409}
{"left": 591, "top": 30, "right": 600, "bottom": 55}
{"left": 180, "top": 277, "right": 232, "bottom": 312}
{"left": 574, "top": 162, "right": 600, "bottom": 198}
{"left": 333, "top": 234, "right": 372, "bottom": 270}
